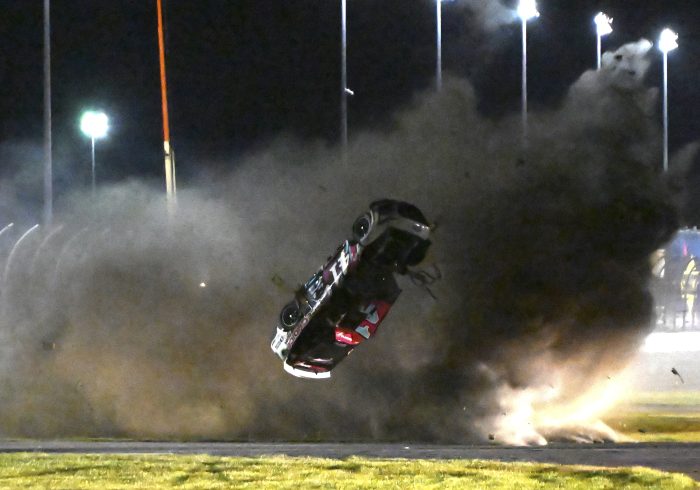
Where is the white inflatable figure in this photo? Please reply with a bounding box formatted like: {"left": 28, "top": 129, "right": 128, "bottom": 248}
{"left": 561, "top": 39, "right": 659, "bottom": 166}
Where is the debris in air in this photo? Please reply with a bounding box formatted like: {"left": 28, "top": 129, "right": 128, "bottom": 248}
{"left": 270, "top": 199, "right": 432, "bottom": 379}
{"left": 671, "top": 367, "right": 684, "bottom": 384}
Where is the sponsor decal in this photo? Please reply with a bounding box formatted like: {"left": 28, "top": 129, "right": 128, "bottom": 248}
{"left": 356, "top": 300, "right": 391, "bottom": 337}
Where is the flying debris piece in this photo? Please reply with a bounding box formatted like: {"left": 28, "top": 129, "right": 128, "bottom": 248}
{"left": 270, "top": 273, "right": 289, "bottom": 292}
{"left": 408, "top": 264, "right": 441, "bottom": 300}
{"left": 41, "top": 340, "right": 56, "bottom": 351}
{"left": 671, "top": 367, "right": 684, "bottom": 384}
{"left": 270, "top": 199, "right": 432, "bottom": 379}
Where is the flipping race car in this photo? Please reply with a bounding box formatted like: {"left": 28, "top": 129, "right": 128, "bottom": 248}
{"left": 270, "top": 199, "right": 431, "bottom": 379}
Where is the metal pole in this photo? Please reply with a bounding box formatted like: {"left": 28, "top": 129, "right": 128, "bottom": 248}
{"left": 157, "top": 0, "right": 176, "bottom": 201}
{"left": 340, "top": 0, "right": 348, "bottom": 152}
{"left": 436, "top": 0, "right": 442, "bottom": 90}
{"left": 662, "top": 50, "right": 669, "bottom": 172}
{"left": 91, "top": 137, "right": 96, "bottom": 194}
{"left": 596, "top": 33, "right": 601, "bottom": 70}
{"left": 521, "top": 18, "right": 528, "bottom": 149}
{"left": 43, "top": 0, "right": 52, "bottom": 226}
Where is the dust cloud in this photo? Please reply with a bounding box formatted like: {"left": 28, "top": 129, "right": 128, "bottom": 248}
{"left": 0, "top": 39, "right": 690, "bottom": 443}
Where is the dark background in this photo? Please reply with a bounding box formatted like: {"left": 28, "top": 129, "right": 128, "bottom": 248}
{"left": 0, "top": 1, "right": 698, "bottom": 202}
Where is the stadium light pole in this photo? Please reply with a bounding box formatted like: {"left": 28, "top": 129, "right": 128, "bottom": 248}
{"left": 157, "top": 0, "right": 176, "bottom": 202}
{"left": 659, "top": 28, "right": 678, "bottom": 173}
{"left": 594, "top": 12, "right": 613, "bottom": 70}
{"left": 80, "top": 111, "right": 109, "bottom": 194}
{"left": 43, "top": 0, "right": 52, "bottom": 226}
{"left": 340, "top": 0, "right": 348, "bottom": 154}
{"left": 436, "top": 0, "right": 456, "bottom": 90}
{"left": 517, "top": 0, "right": 539, "bottom": 150}
{"left": 436, "top": 0, "right": 442, "bottom": 90}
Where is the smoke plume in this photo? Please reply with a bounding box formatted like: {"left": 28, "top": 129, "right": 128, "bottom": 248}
{"left": 0, "top": 40, "right": 685, "bottom": 443}
{"left": 453, "top": 0, "right": 516, "bottom": 31}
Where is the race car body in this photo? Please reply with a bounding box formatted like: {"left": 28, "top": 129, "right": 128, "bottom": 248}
{"left": 270, "top": 199, "right": 431, "bottom": 379}
{"left": 270, "top": 240, "right": 363, "bottom": 373}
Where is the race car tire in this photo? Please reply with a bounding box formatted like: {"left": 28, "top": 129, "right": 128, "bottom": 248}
{"left": 280, "top": 302, "right": 301, "bottom": 331}
{"left": 352, "top": 213, "right": 373, "bottom": 243}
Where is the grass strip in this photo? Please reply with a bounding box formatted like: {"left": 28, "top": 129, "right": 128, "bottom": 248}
{"left": 604, "top": 391, "right": 700, "bottom": 442}
{"left": 0, "top": 454, "right": 693, "bottom": 489}
{"left": 605, "top": 411, "right": 700, "bottom": 442}
{"left": 621, "top": 392, "right": 700, "bottom": 407}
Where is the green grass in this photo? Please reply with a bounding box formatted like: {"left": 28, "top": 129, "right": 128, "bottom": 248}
{"left": 605, "top": 391, "right": 700, "bottom": 442}
{"left": 606, "top": 412, "right": 700, "bottom": 442}
{"left": 621, "top": 391, "right": 700, "bottom": 407}
{"left": 0, "top": 454, "right": 693, "bottom": 489}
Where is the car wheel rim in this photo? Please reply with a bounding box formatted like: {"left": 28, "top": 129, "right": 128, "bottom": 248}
{"left": 353, "top": 213, "right": 372, "bottom": 242}
{"left": 280, "top": 303, "right": 300, "bottom": 329}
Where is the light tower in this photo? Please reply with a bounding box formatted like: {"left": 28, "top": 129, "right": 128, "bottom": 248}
{"left": 156, "top": 0, "right": 176, "bottom": 201}
{"left": 594, "top": 12, "right": 613, "bottom": 70}
{"left": 80, "top": 111, "right": 109, "bottom": 194}
{"left": 517, "top": 0, "right": 539, "bottom": 149}
{"left": 340, "top": 0, "right": 351, "bottom": 154}
{"left": 658, "top": 28, "right": 678, "bottom": 173}
{"left": 43, "top": 0, "right": 52, "bottom": 225}
{"left": 436, "top": 0, "right": 442, "bottom": 90}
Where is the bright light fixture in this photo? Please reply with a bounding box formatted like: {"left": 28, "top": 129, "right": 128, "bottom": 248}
{"left": 80, "top": 111, "right": 109, "bottom": 139}
{"left": 594, "top": 12, "right": 612, "bottom": 37}
{"left": 658, "top": 28, "right": 678, "bottom": 53}
{"left": 517, "top": 0, "right": 539, "bottom": 21}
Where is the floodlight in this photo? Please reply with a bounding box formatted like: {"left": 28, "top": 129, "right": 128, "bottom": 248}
{"left": 594, "top": 12, "right": 612, "bottom": 37}
{"left": 658, "top": 28, "right": 678, "bottom": 53}
{"left": 517, "top": 0, "right": 539, "bottom": 21}
{"left": 80, "top": 111, "right": 109, "bottom": 139}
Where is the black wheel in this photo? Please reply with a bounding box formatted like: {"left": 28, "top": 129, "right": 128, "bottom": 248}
{"left": 352, "top": 213, "right": 372, "bottom": 242}
{"left": 280, "top": 302, "right": 301, "bottom": 331}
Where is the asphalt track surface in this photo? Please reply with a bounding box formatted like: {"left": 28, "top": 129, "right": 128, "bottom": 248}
{"left": 0, "top": 441, "right": 697, "bottom": 480}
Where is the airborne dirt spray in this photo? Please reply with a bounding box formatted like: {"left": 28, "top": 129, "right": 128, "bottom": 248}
{"left": 0, "top": 39, "right": 688, "bottom": 442}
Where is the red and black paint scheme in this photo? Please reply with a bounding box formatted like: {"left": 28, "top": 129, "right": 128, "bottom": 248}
{"left": 270, "top": 199, "right": 431, "bottom": 379}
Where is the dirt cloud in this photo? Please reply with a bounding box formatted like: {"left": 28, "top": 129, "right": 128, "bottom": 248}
{"left": 0, "top": 41, "right": 686, "bottom": 442}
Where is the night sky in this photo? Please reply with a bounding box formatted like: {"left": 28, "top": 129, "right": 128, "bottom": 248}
{"left": 1, "top": 1, "right": 699, "bottom": 204}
